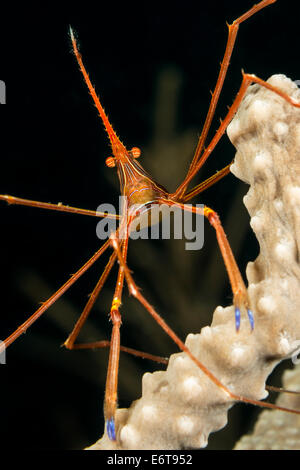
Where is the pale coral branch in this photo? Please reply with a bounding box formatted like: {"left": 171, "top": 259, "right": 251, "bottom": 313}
{"left": 234, "top": 362, "right": 300, "bottom": 450}
{"left": 87, "top": 75, "right": 300, "bottom": 450}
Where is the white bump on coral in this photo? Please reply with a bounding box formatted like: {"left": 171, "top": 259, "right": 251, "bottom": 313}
{"left": 243, "top": 188, "right": 256, "bottom": 210}
{"left": 273, "top": 121, "right": 289, "bottom": 138}
{"left": 229, "top": 161, "right": 242, "bottom": 180}
{"left": 200, "top": 326, "right": 212, "bottom": 340}
{"left": 226, "top": 117, "right": 240, "bottom": 141}
{"left": 273, "top": 199, "right": 283, "bottom": 213}
{"left": 120, "top": 424, "right": 139, "bottom": 447}
{"left": 230, "top": 342, "right": 249, "bottom": 367}
{"left": 267, "top": 74, "right": 292, "bottom": 91}
{"left": 250, "top": 214, "right": 264, "bottom": 232}
{"left": 274, "top": 240, "right": 295, "bottom": 263}
{"left": 142, "top": 372, "right": 153, "bottom": 391}
{"left": 173, "top": 355, "right": 189, "bottom": 370}
{"left": 159, "top": 385, "right": 169, "bottom": 395}
{"left": 253, "top": 150, "right": 272, "bottom": 174}
{"left": 215, "top": 306, "right": 225, "bottom": 315}
{"left": 141, "top": 405, "right": 158, "bottom": 421}
{"left": 249, "top": 98, "right": 272, "bottom": 122}
{"left": 176, "top": 415, "right": 195, "bottom": 435}
{"left": 287, "top": 185, "right": 300, "bottom": 205}
{"left": 185, "top": 333, "right": 197, "bottom": 346}
{"left": 278, "top": 332, "right": 293, "bottom": 355}
{"left": 181, "top": 376, "right": 202, "bottom": 400}
{"left": 281, "top": 279, "right": 289, "bottom": 291}
{"left": 258, "top": 295, "right": 277, "bottom": 314}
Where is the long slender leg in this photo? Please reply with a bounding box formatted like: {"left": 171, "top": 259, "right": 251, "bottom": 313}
{"left": 109, "top": 233, "right": 230, "bottom": 394}
{"left": 173, "top": 72, "right": 300, "bottom": 199}
{"left": 69, "top": 339, "right": 168, "bottom": 363}
{"left": 0, "top": 239, "right": 112, "bottom": 354}
{"left": 0, "top": 194, "right": 120, "bottom": 219}
{"left": 64, "top": 251, "right": 118, "bottom": 349}
{"left": 105, "top": 304, "right": 122, "bottom": 442}
{"left": 266, "top": 385, "right": 300, "bottom": 395}
{"left": 182, "top": 163, "right": 231, "bottom": 203}
{"left": 177, "top": 0, "right": 277, "bottom": 199}
{"left": 104, "top": 234, "right": 129, "bottom": 441}
{"left": 110, "top": 233, "right": 300, "bottom": 416}
{"left": 63, "top": 245, "right": 168, "bottom": 361}
{"left": 159, "top": 198, "right": 252, "bottom": 331}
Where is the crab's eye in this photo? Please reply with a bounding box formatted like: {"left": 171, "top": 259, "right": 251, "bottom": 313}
{"left": 105, "top": 156, "right": 116, "bottom": 168}
{"left": 131, "top": 147, "right": 141, "bottom": 159}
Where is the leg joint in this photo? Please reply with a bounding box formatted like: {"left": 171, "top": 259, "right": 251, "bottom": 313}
{"left": 110, "top": 308, "right": 121, "bottom": 325}
{"left": 111, "top": 297, "right": 121, "bottom": 310}
{"left": 204, "top": 206, "right": 220, "bottom": 226}
{"left": 63, "top": 338, "right": 74, "bottom": 350}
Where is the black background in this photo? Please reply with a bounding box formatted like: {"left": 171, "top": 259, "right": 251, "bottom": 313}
{"left": 0, "top": 0, "right": 299, "bottom": 450}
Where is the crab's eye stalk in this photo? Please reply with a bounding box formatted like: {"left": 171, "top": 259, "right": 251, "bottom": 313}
{"left": 130, "top": 147, "right": 141, "bottom": 159}
{"left": 105, "top": 156, "right": 116, "bottom": 168}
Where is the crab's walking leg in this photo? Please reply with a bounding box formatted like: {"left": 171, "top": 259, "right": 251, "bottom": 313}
{"left": 110, "top": 233, "right": 300, "bottom": 417}
{"left": 170, "top": 74, "right": 300, "bottom": 329}
{"left": 182, "top": 164, "right": 231, "bottom": 202}
{"left": 161, "top": 198, "right": 253, "bottom": 330}
{"left": 63, "top": 247, "right": 165, "bottom": 363}
{"left": 109, "top": 233, "right": 231, "bottom": 394}
{"left": 0, "top": 239, "right": 113, "bottom": 354}
{"left": 178, "top": 0, "right": 277, "bottom": 199}
{"left": 174, "top": 73, "right": 300, "bottom": 199}
{"left": 64, "top": 250, "right": 118, "bottom": 349}
{"left": 0, "top": 194, "right": 120, "bottom": 219}
{"left": 103, "top": 233, "right": 129, "bottom": 441}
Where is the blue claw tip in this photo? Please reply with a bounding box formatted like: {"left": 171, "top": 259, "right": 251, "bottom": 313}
{"left": 235, "top": 306, "right": 241, "bottom": 332}
{"left": 247, "top": 309, "right": 254, "bottom": 331}
{"left": 106, "top": 417, "right": 116, "bottom": 441}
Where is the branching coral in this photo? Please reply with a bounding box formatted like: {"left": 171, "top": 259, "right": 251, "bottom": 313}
{"left": 87, "top": 75, "right": 300, "bottom": 450}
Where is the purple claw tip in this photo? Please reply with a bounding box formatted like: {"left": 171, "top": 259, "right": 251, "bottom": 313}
{"left": 235, "top": 306, "right": 241, "bottom": 332}
{"left": 106, "top": 417, "right": 116, "bottom": 441}
{"left": 247, "top": 309, "right": 254, "bottom": 330}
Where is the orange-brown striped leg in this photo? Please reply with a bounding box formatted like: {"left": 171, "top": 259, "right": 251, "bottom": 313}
{"left": 104, "top": 234, "right": 129, "bottom": 441}
{"left": 204, "top": 206, "right": 253, "bottom": 331}
{"left": 0, "top": 194, "right": 120, "bottom": 219}
{"left": 0, "top": 239, "right": 112, "bottom": 355}
{"left": 64, "top": 250, "right": 118, "bottom": 349}
{"left": 69, "top": 339, "right": 167, "bottom": 363}
{"left": 109, "top": 232, "right": 232, "bottom": 395}
{"left": 160, "top": 198, "right": 252, "bottom": 331}
{"left": 174, "top": 73, "right": 300, "bottom": 200}
{"left": 105, "top": 307, "right": 121, "bottom": 441}
{"left": 266, "top": 385, "right": 300, "bottom": 395}
{"left": 182, "top": 163, "right": 231, "bottom": 203}
{"left": 63, "top": 247, "right": 168, "bottom": 361}
{"left": 110, "top": 233, "right": 300, "bottom": 417}
{"left": 177, "top": 0, "right": 277, "bottom": 199}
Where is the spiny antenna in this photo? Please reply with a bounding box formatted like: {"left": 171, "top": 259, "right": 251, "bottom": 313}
{"left": 69, "top": 26, "right": 125, "bottom": 151}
